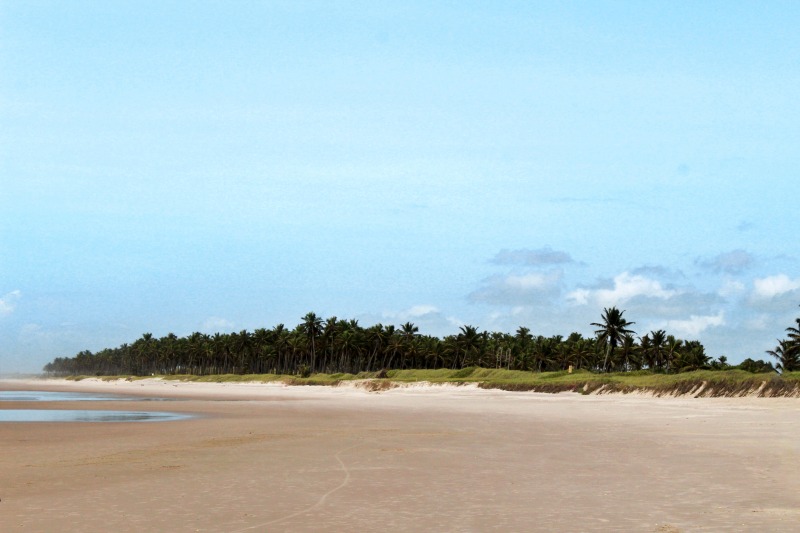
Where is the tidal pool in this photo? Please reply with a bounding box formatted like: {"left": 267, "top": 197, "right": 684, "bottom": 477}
{"left": 0, "top": 409, "right": 192, "bottom": 422}
{"left": 0, "top": 390, "right": 171, "bottom": 402}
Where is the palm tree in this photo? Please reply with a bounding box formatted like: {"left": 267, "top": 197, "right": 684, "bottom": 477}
{"left": 322, "top": 316, "right": 339, "bottom": 371}
{"left": 592, "top": 307, "right": 636, "bottom": 372}
{"left": 364, "top": 324, "right": 387, "bottom": 371}
{"left": 380, "top": 325, "right": 398, "bottom": 369}
{"left": 787, "top": 319, "right": 800, "bottom": 341}
{"left": 399, "top": 322, "right": 420, "bottom": 368}
{"left": 767, "top": 339, "right": 799, "bottom": 373}
{"left": 649, "top": 330, "right": 666, "bottom": 371}
{"left": 302, "top": 312, "right": 323, "bottom": 372}
{"left": 401, "top": 322, "right": 419, "bottom": 341}
{"left": 617, "top": 334, "right": 640, "bottom": 371}
{"left": 272, "top": 324, "right": 289, "bottom": 373}
{"left": 253, "top": 328, "right": 272, "bottom": 373}
{"left": 211, "top": 333, "right": 228, "bottom": 373}
{"left": 531, "top": 335, "right": 553, "bottom": 372}
{"left": 454, "top": 325, "right": 481, "bottom": 368}
{"left": 786, "top": 313, "right": 800, "bottom": 356}
{"left": 664, "top": 335, "right": 682, "bottom": 373}
{"left": 134, "top": 332, "right": 155, "bottom": 375}
{"left": 571, "top": 338, "right": 596, "bottom": 370}
{"left": 675, "top": 340, "right": 710, "bottom": 372}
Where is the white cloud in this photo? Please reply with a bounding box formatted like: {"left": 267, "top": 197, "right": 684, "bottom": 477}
{"left": 752, "top": 274, "right": 800, "bottom": 299}
{"left": 406, "top": 305, "right": 439, "bottom": 317}
{"left": 567, "top": 272, "right": 677, "bottom": 307}
{"left": 663, "top": 313, "right": 725, "bottom": 338}
{"left": 383, "top": 304, "right": 440, "bottom": 321}
{"left": 568, "top": 288, "right": 591, "bottom": 306}
{"left": 470, "top": 269, "right": 563, "bottom": 306}
{"left": 718, "top": 280, "right": 745, "bottom": 298}
{"left": 201, "top": 316, "right": 235, "bottom": 333}
{"left": 0, "top": 290, "right": 21, "bottom": 317}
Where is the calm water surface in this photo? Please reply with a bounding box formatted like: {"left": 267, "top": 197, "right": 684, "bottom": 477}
{"left": 0, "top": 390, "right": 190, "bottom": 422}
{"left": 0, "top": 409, "right": 192, "bottom": 422}
{"left": 0, "top": 390, "right": 172, "bottom": 402}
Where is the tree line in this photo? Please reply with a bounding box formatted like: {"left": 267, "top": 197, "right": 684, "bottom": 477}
{"left": 42, "top": 307, "right": 787, "bottom": 377}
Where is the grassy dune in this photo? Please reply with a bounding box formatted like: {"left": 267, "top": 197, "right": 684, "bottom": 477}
{"left": 64, "top": 368, "right": 800, "bottom": 397}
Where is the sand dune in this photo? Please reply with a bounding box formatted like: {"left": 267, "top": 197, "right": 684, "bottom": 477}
{"left": 1, "top": 378, "right": 799, "bottom": 532}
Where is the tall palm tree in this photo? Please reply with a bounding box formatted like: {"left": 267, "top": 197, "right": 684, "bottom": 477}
{"left": 302, "top": 312, "right": 323, "bottom": 372}
{"left": 400, "top": 322, "right": 420, "bottom": 368}
{"left": 664, "top": 335, "right": 682, "bottom": 373}
{"left": 591, "top": 307, "right": 636, "bottom": 372}
{"left": 211, "top": 333, "right": 227, "bottom": 373}
{"left": 649, "top": 330, "right": 667, "bottom": 371}
{"left": 135, "top": 332, "right": 155, "bottom": 375}
{"left": 364, "top": 324, "right": 387, "bottom": 371}
{"left": 380, "top": 325, "right": 397, "bottom": 369}
{"left": 272, "top": 324, "right": 288, "bottom": 373}
{"left": 253, "top": 328, "right": 272, "bottom": 373}
{"left": 455, "top": 325, "right": 481, "bottom": 369}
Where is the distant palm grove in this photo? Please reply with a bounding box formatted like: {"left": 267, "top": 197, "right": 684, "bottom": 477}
{"left": 43, "top": 307, "right": 797, "bottom": 377}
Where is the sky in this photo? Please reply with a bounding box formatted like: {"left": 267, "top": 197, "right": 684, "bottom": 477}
{"left": 2, "top": 1, "right": 800, "bottom": 373}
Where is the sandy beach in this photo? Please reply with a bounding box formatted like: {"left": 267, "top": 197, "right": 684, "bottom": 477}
{"left": 1, "top": 379, "right": 798, "bottom": 532}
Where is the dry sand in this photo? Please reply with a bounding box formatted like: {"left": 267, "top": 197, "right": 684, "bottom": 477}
{"left": 1, "top": 378, "right": 798, "bottom": 532}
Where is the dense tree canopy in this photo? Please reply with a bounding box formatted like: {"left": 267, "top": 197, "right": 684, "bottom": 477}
{"left": 44, "top": 306, "right": 782, "bottom": 377}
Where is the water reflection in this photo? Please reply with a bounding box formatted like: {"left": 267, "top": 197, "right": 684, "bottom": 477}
{"left": 0, "top": 391, "right": 171, "bottom": 402}
{"left": 0, "top": 409, "right": 192, "bottom": 422}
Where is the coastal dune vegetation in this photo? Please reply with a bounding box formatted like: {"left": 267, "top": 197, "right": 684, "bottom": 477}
{"left": 43, "top": 307, "right": 800, "bottom": 396}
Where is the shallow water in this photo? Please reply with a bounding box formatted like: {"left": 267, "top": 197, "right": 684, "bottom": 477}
{"left": 0, "top": 390, "right": 171, "bottom": 402}
{"left": 0, "top": 409, "right": 192, "bottom": 422}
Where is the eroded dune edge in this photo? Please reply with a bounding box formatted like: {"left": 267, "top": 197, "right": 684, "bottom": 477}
{"left": 6, "top": 373, "right": 800, "bottom": 399}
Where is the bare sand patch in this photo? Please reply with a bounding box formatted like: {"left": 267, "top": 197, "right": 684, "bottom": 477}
{"left": 1, "top": 378, "right": 798, "bottom": 532}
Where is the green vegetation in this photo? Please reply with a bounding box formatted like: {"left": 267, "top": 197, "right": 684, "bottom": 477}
{"left": 43, "top": 307, "right": 799, "bottom": 391}
{"left": 61, "top": 368, "right": 800, "bottom": 397}
{"left": 767, "top": 312, "right": 800, "bottom": 372}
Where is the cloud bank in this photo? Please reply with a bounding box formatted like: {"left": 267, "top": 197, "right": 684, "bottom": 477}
{"left": 752, "top": 274, "right": 800, "bottom": 300}
{"left": 567, "top": 272, "right": 678, "bottom": 307}
{"left": 470, "top": 247, "right": 800, "bottom": 362}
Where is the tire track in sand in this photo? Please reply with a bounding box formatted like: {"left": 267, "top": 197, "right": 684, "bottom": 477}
{"left": 231, "top": 442, "right": 362, "bottom": 532}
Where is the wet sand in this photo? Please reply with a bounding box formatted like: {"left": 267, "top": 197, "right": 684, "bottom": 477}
{"left": 1, "top": 379, "right": 799, "bottom": 532}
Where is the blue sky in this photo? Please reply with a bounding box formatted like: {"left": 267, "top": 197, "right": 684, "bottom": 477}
{"left": 2, "top": 1, "right": 799, "bottom": 372}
